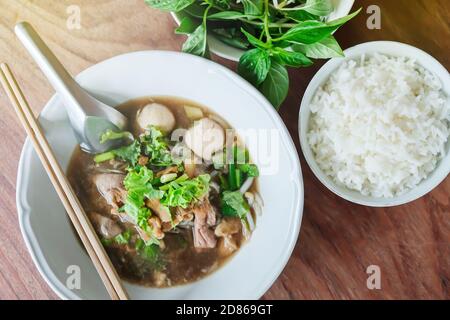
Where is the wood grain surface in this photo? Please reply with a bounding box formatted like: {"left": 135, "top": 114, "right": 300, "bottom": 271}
{"left": 0, "top": 0, "right": 448, "bottom": 300}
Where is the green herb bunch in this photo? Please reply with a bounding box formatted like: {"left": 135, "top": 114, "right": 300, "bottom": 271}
{"left": 144, "top": 0, "right": 360, "bottom": 108}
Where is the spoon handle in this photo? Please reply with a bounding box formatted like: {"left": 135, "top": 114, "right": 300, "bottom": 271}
{"left": 15, "top": 22, "right": 87, "bottom": 126}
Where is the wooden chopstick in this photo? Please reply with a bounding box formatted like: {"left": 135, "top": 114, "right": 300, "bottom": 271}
{"left": 0, "top": 63, "right": 129, "bottom": 300}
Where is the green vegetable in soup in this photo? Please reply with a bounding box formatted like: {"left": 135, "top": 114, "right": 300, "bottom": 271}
{"left": 228, "top": 162, "right": 238, "bottom": 190}
{"left": 94, "top": 121, "right": 259, "bottom": 248}
{"left": 120, "top": 165, "right": 211, "bottom": 244}
{"left": 159, "top": 174, "right": 210, "bottom": 208}
{"left": 124, "top": 166, "right": 165, "bottom": 200}
{"left": 221, "top": 190, "right": 250, "bottom": 219}
{"left": 121, "top": 166, "right": 163, "bottom": 245}
{"left": 141, "top": 126, "right": 175, "bottom": 167}
{"left": 101, "top": 229, "right": 132, "bottom": 246}
{"left": 100, "top": 129, "right": 133, "bottom": 144}
{"left": 94, "top": 126, "right": 175, "bottom": 167}
{"left": 160, "top": 173, "right": 178, "bottom": 183}
{"left": 94, "top": 139, "right": 141, "bottom": 166}
{"left": 114, "top": 230, "right": 132, "bottom": 245}
{"left": 239, "top": 163, "right": 259, "bottom": 177}
{"left": 144, "top": 0, "right": 360, "bottom": 108}
{"left": 135, "top": 239, "right": 164, "bottom": 268}
{"left": 224, "top": 146, "right": 258, "bottom": 190}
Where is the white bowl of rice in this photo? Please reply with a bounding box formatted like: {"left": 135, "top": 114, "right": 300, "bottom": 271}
{"left": 299, "top": 41, "right": 450, "bottom": 207}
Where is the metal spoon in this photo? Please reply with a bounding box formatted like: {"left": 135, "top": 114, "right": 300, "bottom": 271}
{"left": 15, "top": 22, "right": 128, "bottom": 154}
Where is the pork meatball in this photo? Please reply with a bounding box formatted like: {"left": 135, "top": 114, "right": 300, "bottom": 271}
{"left": 184, "top": 118, "right": 224, "bottom": 161}
{"left": 136, "top": 103, "right": 175, "bottom": 133}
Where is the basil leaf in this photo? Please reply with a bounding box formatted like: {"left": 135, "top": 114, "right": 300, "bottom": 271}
{"left": 278, "top": 9, "right": 360, "bottom": 44}
{"left": 241, "top": 28, "right": 268, "bottom": 49}
{"left": 274, "top": 40, "right": 292, "bottom": 48}
{"left": 182, "top": 23, "right": 208, "bottom": 57}
{"left": 182, "top": 4, "right": 212, "bottom": 57}
{"left": 271, "top": 47, "right": 313, "bottom": 67}
{"left": 260, "top": 61, "right": 289, "bottom": 109}
{"left": 212, "top": 28, "right": 250, "bottom": 50}
{"left": 299, "top": 0, "right": 333, "bottom": 16}
{"left": 144, "top": 0, "right": 195, "bottom": 12}
{"left": 213, "top": 35, "right": 249, "bottom": 50}
{"left": 278, "top": 20, "right": 329, "bottom": 44}
{"left": 238, "top": 48, "right": 271, "bottom": 86}
{"left": 284, "top": 10, "right": 320, "bottom": 22}
{"left": 292, "top": 35, "right": 344, "bottom": 59}
{"left": 211, "top": 0, "right": 231, "bottom": 9}
{"left": 241, "top": 0, "right": 263, "bottom": 16}
{"left": 183, "top": 2, "right": 207, "bottom": 18}
{"left": 208, "top": 11, "right": 254, "bottom": 20}
{"left": 281, "top": 0, "right": 331, "bottom": 19}
{"left": 327, "top": 8, "right": 361, "bottom": 26}
{"left": 175, "top": 16, "right": 198, "bottom": 34}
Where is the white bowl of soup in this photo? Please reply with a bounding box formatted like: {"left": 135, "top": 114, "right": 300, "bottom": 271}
{"left": 16, "top": 51, "right": 304, "bottom": 299}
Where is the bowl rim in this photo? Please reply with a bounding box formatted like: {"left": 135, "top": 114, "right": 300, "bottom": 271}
{"left": 16, "top": 50, "right": 304, "bottom": 299}
{"left": 298, "top": 41, "right": 450, "bottom": 207}
{"left": 170, "top": 0, "right": 356, "bottom": 62}
{"left": 17, "top": 134, "right": 78, "bottom": 300}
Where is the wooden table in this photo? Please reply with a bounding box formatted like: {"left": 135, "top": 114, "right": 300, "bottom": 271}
{"left": 0, "top": 0, "right": 448, "bottom": 300}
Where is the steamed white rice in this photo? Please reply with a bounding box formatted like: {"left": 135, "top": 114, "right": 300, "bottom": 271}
{"left": 307, "top": 53, "right": 450, "bottom": 198}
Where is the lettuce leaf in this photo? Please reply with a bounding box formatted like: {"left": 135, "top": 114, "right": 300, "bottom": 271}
{"left": 160, "top": 174, "right": 210, "bottom": 208}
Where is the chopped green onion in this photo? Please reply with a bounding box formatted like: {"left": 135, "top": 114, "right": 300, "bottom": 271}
{"left": 228, "top": 163, "right": 237, "bottom": 190}
{"left": 219, "top": 174, "right": 229, "bottom": 191}
{"left": 94, "top": 151, "right": 115, "bottom": 163}
{"left": 235, "top": 168, "right": 243, "bottom": 188}
{"left": 173, "top": 173, "right": 189, "bottom": 183}
{"left": 160, "top": 173, "right": 190, "bottom": 190}
{"left": 160, "top": 173, "right": 178, "bottom": 184}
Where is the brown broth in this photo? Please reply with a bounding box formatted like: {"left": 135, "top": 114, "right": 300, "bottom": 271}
{"left": 67, "top": 96, "right": 257, "bottom": 287}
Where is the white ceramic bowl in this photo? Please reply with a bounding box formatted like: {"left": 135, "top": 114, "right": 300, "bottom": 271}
{"left": 171, "top": 0, "right": 355, "bottom": 61}
{"left": 299, "top": 41, "right": 450, "bottom": 207}
{"left": 17, "top": 51, "right": 303, "bottom": 299}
